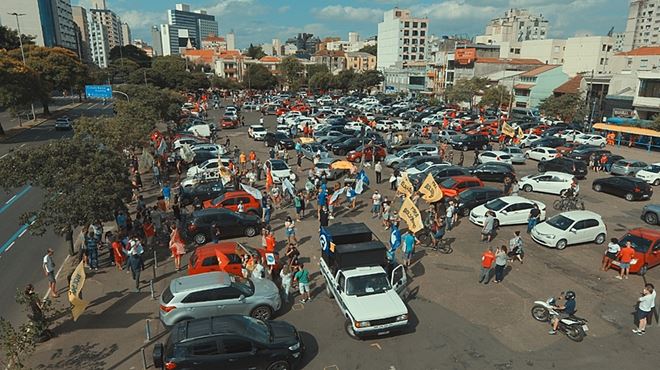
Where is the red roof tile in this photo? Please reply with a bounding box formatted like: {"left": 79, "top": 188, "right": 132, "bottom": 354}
{"left": 553, "top": 75, "right": 583, "bottom": 95}
{"left": 519, "top": 65, "right": 560, "bottom": 77}
{"left": 615, "top": 47, "right": 660, "bottom": 56}
{"left": 513, "top": 84, "right": 534, "bottom": 90}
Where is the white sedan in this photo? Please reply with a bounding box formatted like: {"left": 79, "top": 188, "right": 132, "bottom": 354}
{"left": 264, "top": 159, "right": 292, "bottom": 184}
{"left": 531, "top": 211, "right": 607, "bottom": 250}
{"left": 519, "top": 172, "right": 575, "bottom": 195}
{"left": 469, "top": 196, "right": 546, "bottom": 226}
{"left": 248, "top": 125, "right": 267, "bottom": 140}
{"left": 519, "top": 133, "right": 541, "bottom": 148}
{"left": 574, "top": 134, "right": 606, "bottom": 148}
{"left": 524, "top": 147, "right": 558, "bottom": 161}
{"left": 636, "top": 163, "right": 660, "bottom": 186}
{"left": 554, "top": 130, "right": 583, "bottom": 142}
{"left": 478, "top": 150, "right": 513, "bottom": 165}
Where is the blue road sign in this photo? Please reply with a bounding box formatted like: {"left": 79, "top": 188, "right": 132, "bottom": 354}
{"left": 85, "top": 85, "right": 113, "bottom": 99}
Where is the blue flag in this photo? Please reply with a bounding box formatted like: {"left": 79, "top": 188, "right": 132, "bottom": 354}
{"left": 358, "top": 169, "right": 370, "bottom": 185}
{"left": 320, "top": 227, "right": 335, "bottom": 255}
{"left": 390, "top": 224, "right": 401, "bottom": 251}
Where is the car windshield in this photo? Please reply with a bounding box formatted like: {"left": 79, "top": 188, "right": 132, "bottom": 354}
{"left": 242, "top": 316, "right": 272, "bottom": 344}
{"left": 253, "top": 126, "right": 265, "bottom": 132}
{"left": 546, "top": 214, "right": 574, "bottom": 231}
{"left": 230, "top": 275, "right": 255, "bottom": 296}
{"left": 507, "top": 147, "right": 522, "bottom": 154}
{"left": 345, "top": 273, "right": 391, "bottom": 296}
{"left": 270, "top": 161, "right": 288, "bottom": 170}
{"left": 211, "top": 194, "right": 226, "bottom": 205}
{"left": 485, "top": 198, "right": 508, "bottom": 211}
{"left": 414, "top": 162, "right": 432, "bottom": 171}
{"left": 619, "top": 234, "right": 653, "bottom": 253}
{"left": 315, "top": 162, "right": 329, "bottom": 169}
{"left": 440, "top": 178, "right": 457, "bottom": 188}
{"left": 454, "top": 134, "right": 469, "bottom": 141}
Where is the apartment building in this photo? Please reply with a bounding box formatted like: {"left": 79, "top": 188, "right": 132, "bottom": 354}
{"left": 622, "top": 0, "right": 660, "bottom": 51}
{"left": 71, "top": 6, "right": 91, "bottom": 62}
{"left": 89, "top": 8, "right": 123, "bottom": 50}
{"left": 562, "top": 36, "right": 614, "bottom": 76}
{"left": 3, "top": 0, "right": 78, "bottom": 52}
{"left": 519, "top": 39, "right": 566, "bottom": 65}
{"left": 88, "top": 19, "right": 109, "bottom": 68}
{"left": 311, "top": 50, "right": 346, "bottom": 75}
{"left": 155, "top": 3, "right": 218, "bottom": 55}
{"left": 345, "top": 52, "right": 377, "bottom": 72}
{"left": 476, "top": 9, "right": 549, "bottom": 46}
{"left": 377, "top": 8, "right": 428, "bottom": 70}
{"left": 512, "top": 65, "right": 569, "bottom": 108}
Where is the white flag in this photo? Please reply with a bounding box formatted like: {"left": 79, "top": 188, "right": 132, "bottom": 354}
{"left": 241, "top": 184, "right": 263, "bottom": 200}
{"left": 330, "top": 187, "right": 345, "bottom": 203}
{"left": 282, "top": 178, "right": 296, "bottom": 197}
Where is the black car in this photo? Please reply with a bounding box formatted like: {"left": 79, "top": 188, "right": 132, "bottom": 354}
{"left": 410, "top": 166, "right": 471, "bottom": 188}
{"left": 450, "top": 134, "right": 491, "bottom": 151}
{"left": 567, "top": 147, "right": 611, "bottom": 162}
{"left": 470, "top": 163, "right": 516, "bottom": 183}
{"left": 537, "top": 157, "right": 588, "bottom": 179}
{"left": 179, "top": 181, "right": 234, "bottom": 207}
{"left": 529, "top": 137, "right": 566, "bottom": 148}
{"left": 331, "top": 137, "right": 363, "bottom": 155}
{"left": 592, "top": 177, "right": 653, "bottom": 201}
{"left": 184, "top": 208, "right": 262, "bottom": 244}
{"left": 153, "top": 315, "right": 304, "bottom": 370}
{"left": 322, "top": 134, "right": 353, "bottom": 150}
{"left": 265, "top": 132, "right": 295, "bottom": 149}
{"left": 455, "top": 187, "right": 504, "bottom": 217}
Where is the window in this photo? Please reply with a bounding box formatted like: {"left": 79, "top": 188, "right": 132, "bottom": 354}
{"left": 404, "top": 22, "right": 410, "bottom": 27}
{"left": 222, "top": 338, "right": 252, "bottom": 354}
{"left": 421, "top": 22, "right": 427, "bottom": 28}
{"left": 189, "top": 339, "right": 220, "bottom": 356}
{"left": 202, "top": 256, "right": 219, "bottom": 266}
{"left": 182, "top": 289, "right": 218, "bottom": 303}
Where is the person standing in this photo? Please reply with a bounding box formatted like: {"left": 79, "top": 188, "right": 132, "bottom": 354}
{"left": 162, "top": 183, "right": 171, "bottom": 210}
{"left": 319, "top": 205, "right": 329, "bottom": 228}
{"left": 371, "top": 191, "right": 382, "bottom": 218}
{"left": 508, "top": 231, "right": 524, "bottom": 263}
{"left": 374, "top": 161, "right": 383, "bottom": 184}
{"left": 43, "top": 249, "right": 58, "bottom": 298}
{"left": 284, "top": 216, "right": 297, "bottom": 244}
{"left": 494, "top": 245, "right": 508, "bottom": 283}
{"left": 601, "top": 238, "right": 620, "bottom": 272}
{"left": 472, "top": 148, "right": 480, "bottom": 166}
{"left": 481, "top": 211, "right": 496, "bottom": 242}
{"left": 527, "top": 204, "right": 541, "bottom": 233}
{"left": 169, "top": 224, "right": 186, "bottom": 271}
{"left": 445, "top": 201, "right": 455, "bottom": 230}
{"left": 127, "top": 242, "right": 143, "bottom": 292}
{"left": 280, "top": 265, "right": 293, "bottom": 304}
{"left": 85, "top": 232, "right": 99, "bottom": 271}
{"left": 616, "top": 241, "right": 636, "bottom": 280}
{"left": 479, "top": 247, "right": 495, "bottom": 284}
{"left": 633, "top": 284, "right": 656, "bottom": 335}
{"left": 402, "top": 232, "right": 417, "bottom": 267}
{"left": 294, "top": 264, "right": 311, "bottom": 303}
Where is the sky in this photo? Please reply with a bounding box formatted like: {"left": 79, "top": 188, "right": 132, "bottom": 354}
{"left": 75, "top": 0, "right": 629, "bottom": 49}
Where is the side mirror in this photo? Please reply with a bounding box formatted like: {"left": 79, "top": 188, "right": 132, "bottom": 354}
{"left": 336, "top": 284, "right": 342, "bottom": 292}
{"left": 238, "top": 294, "right": 246, "bottom": 302}
{"left": 570, "top": 228, "right": 577, "bottom": 233}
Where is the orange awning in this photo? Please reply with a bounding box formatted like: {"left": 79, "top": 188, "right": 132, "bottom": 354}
{"left": 592, "top": 123, "right": 660, "bottom": 138}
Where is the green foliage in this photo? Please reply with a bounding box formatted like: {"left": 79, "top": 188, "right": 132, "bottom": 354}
{"left": 106, "top": 59, "right": 140, "bottom": 84}
{"left": 428, "top": 97, "right": 443, "bottom": 106}
{"left": 359, "top": 44, "right": 377, "bottom": 56}
{"left": 306, "top": 64, "right": 329, "bottom": 79}
{"left": 354, "top": 70, "right": 384, "bottom": 91}
{"left": 244, "top": 64, "right": 278, "bottom": 90}
{"left": 109, "top": 45, "right": 151, "bottom": 67}
{"left": 445, "top": 77, "right": 488, "bottom": 108}
{"left": 0, "top": 25, "right": 35, "bottom": 51}
{"left": 0, "top": 318, "right": 35, "bottom": 369}
{"left": 538, "top": 94, "right": 588, "bottom": 123}
{"left": 210, "top": 75, "right": 243, "bottom": 90}
{"left": 0, "top": 51, "right": 41, "bottom": 111}
{"left": 0, "top": 138, "right": 132, "bottom": 235}
{"left": 115, "top": 84, "right": 184, "bottom": 121}
{"left": 309, "top": 71, "right": 333, "bottom": 91}
{"left": 246, "top": 44, "right": 266, "bottom": 59}
{"left": 479, "top": 85, "right": 512, "bottom": 109}
{"left": 332, "top": 69, "right": 357, "bottom": 91}
{"left": 149, "top": 56, "right": 211, "bottom": 90}
{"left": 280, "top": 56, "right": 304, "bottom": 86}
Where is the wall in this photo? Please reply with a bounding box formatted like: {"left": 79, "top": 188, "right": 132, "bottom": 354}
{"left": 520, "top": 39, "right": 565, "bottom": 65}
{"left": 529, "top": 67, "right": 570, "bottom": 107}
{"left": 563, "top": 36, "right": 614, "bottom": 76}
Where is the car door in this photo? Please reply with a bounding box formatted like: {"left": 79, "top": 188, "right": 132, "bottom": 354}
{"left": 213, "top": 286, "right": 246, "bottom": 315}
{"left": 181, "top": 289, "right": 222, "bottom": 319}
{"left": 648, "top": 241, "right": 660, "bottom": 268}
{"left": 534, "top": 175, "right": 553, "bottom": 193}
{"left": 220, "top": 337, "right": 261, "bottom": 370}
{"left": 220, "top": 197, "right": 238, "bottom": 212}
{"left": 499, "top": 204, "right": 519, "bottom": 224}
{"left": 390, "top": 264, "right": 407, "bottom": 296}
{"left": 200, "top": 255, "right": 220, "bottom": 274}
{"left": 216, "top": 214, "right": 241, "bottom": 238}
{"left": 182, "top": 338, "right": 224, "bottom": 370}
{"left": 602, "top": 178, "right": 621, "bottom": 195}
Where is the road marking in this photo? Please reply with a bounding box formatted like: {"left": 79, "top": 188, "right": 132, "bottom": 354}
{"left": 19, "top": 143, "right": 26, "bottom": 148}
{"left": 371, "top": 343, "right": 382, "bottom": 350}
{"left": 0, "top": 185, "right": 32, "bottom": 215}
{"left": 18, "top": 228, "right": 27, "bottom": 238}
{"left": 323, "top": 366, "right": 339, "bottom": 370}
{"left": 4, "top": 242, "right": 15, "bottom": 252}
{"left": 292, "top": 303, "right": 304, "bottom": 311}
{"left": 0, "top": 153, "right": 8, "bottom": 160}
{"left": 0, "top": 222, "right": 30, "bottom": 254}
{"left": 87, "top": 102, "right": 100, "bottom": 110}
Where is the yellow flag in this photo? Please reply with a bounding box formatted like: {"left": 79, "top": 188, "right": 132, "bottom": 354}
{"left": 419, "top": 173, "right": 443, "bottom": 203}
{"left": 516, "top": 127, "right": 524, "bottom": 139}
{"left": 397, "top": 173, "right": 414, "bottom": 197}
{"left": 68, "top": 261, "right": 89, "bottom": 322}
{"left": 299, "top": 137, "right": 315, "bottom": 144}
{"left": 502, "top": 122, "right": 515, "bottom": 137}
{"left": 399, "top": 197, "right": 424, "bottom": 233}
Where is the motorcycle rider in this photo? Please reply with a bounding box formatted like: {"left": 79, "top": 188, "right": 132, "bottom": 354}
{"left": 549, "top": 291, "right": 577, "bottom": 335}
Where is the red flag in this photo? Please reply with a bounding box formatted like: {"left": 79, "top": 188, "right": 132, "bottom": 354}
{"left": 266, "top": 169, "right": 273, "bottom": 191}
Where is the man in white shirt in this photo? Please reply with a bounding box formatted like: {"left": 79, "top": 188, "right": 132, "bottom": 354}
{"left": 633, "top": 283, "right": 656, "bottom": 335}
{"left": 43, "top": 249, "right": 57, "bottom": 298}
{"left": 371, "top": 191, "right": 382, "bottom": 218}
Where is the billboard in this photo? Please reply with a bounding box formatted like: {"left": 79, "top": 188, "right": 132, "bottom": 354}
{"left": 85, "top": 85, "right": 112, "bottom": 99}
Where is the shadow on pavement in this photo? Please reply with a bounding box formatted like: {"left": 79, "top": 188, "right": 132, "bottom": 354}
{"left": 297, "top": 331, "right": 319, "bottom": 369}
{"left": 36, "top": 341, "right": 118, "bottom": 370}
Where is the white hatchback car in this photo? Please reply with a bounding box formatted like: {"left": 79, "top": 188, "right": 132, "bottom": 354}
{"left": 248, "top": 124, "right": 267, "bottom": 140}
{"left": 525, "top": 147, "right": 558, "bottom": 161}
{"left": 519, "top": 171, "right": 575, "bottom": 195}
{"left": 636, "top": 163, "right": 660, "bottom": 186}
{"left": 519, "top": 134, "right": 541, "bottom": 148}
{"left": 531, "top": 210, "right": 607, "bottom": 250}
{"left": 574, "top": 134, "right": 606, "bottom": 148}
{"left": 469, "top": 196, "right": 546, "bottom": 226}
{"left": 478, "top": 150, "right": 513, "bottom": 165}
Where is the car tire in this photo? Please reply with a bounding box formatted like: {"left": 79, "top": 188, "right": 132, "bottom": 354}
{"left": 244, "top": 226, "right": 258, "bottom": 237}
{"left": 194, "top": 233, "right": 207, "bottom": 245}
{"left": 644, "top": 212, "right": 659, "bottom": 225}
{"left": 344, "top": 319, "right": 360, "bottom": 340}
{"left": 250, "top": 305, "right": 273, "bottom": 321}
{"left": 523, "top": 184, "right": 533, "bottom": 192}
{"left": 599, "top": 143, "right": 605, "bottom": 148}
{"left": 594, "top": 233, "right": 606, "bottom": 245}
{"left": 462, "top": 145, "right": 468, "bottom": 151}
{"left": 267, "top": 360, "right": 291, "bottom": 370}
{"left": 482, "top": 144, "right": 488, "bottom": 150}
{"left": 625, "top": 193, "right": 634, "bottom": 201}
{"left": 653, "top": 179, "right": 660, "bottom": 186}
{"left": 538, "top": 164, "right": 546, "bottom": 172}
{"left": 524, "top": 152, "right": 530, "bottom": 159}
{"left": 593, "top": 184, "right": 602, "bottom": 192}
{"left": 556, "top": 239, "right": 568, "bottom": 250}
{"left": 461, "top": 208, "right": 470, "bottom": 217}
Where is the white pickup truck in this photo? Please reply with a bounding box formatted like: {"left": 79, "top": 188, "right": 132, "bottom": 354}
{"left": 319, "top": 223, "right": 409, "bottom": 339}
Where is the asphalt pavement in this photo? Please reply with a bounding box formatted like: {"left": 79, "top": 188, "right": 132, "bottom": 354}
{"left": 0, "top": 100, "right": 113, "bottom": 324}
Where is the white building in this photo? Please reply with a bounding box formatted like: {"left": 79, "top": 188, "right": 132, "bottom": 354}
{"left": 476, "top": 9, "right": 549, "bottom": 46}
{"left": 90, "top": 8, "right": 123, "bottom": 50}
{"left": 227, "top": 32, "right": 236, "bottom": 51}
{"left": 88, "top": 19, "right": 109, "bottom": 68}
{"left": 377, "top": 9, "right": 429, "bottom": 70}
{"left": 272, "top": 38, "right": 282, "bottom": 56}
{"left": 518, "top": 39, "right": 565, "bottom": 65}
{"left": 2, "top": 0, "right": 78, "bottom": 51}
{"left": 563, "top": 36, "right": 614, "bottom": 76}
{"left": 71, "top": 6, "right": 91, "bottom": 62}
{"left": 121, "top": 23, "right": 131, "bottom": 46}
{"left": 622, "top": 0, "right": 660, "bottom": 52}
{"left": 633, "top": 71, "right": 660, "bottom": 119}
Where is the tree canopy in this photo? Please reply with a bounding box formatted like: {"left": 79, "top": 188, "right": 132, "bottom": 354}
{"left": 0, "top": 51, "right": 41, "bottom": 113}
{"left": 359, "top": 44, "right": 377, "bottom": 56}
{"left": 445, "top": 77, "right": 488, "bottom": 108}
{"left": 109, "top": 45, "right": 151, "bottom": 67}
{"left": 0, "top": 25, "right": 35, "bottom": 51}
{"left": 244, "top": 64, "right": 278, "bottom": 90}
{"left": 280, "top": 56, "right": 304, "bottom": 87}
{"left": 246, "top": 44, "right": 266, "bottom": 59}
{"left": 538, "top": 93, "right": 587, "bottom": 123}
{"left": 479, "top": 85, "right": 512, "bottom": 109}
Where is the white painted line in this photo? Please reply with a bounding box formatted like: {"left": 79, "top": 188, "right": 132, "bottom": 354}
{"left": 19, "top": 143, "right": 26, "bottom": 148}
{"left": 0, "top": 153, "right": 8, "bottom": 160}
{"left": 18, "top": 229, "right": 27, "bottom": 238}
{"left": 5, "top": 242, "right": 15, "bottom": 252}
{"left": 43, "top": 254, "right": 70, "bottom": 301}
{"left": 87, "top": 102, "right": 99, "bottom": 110}
{"left": 5, "top": 194, "right": 17, "bottom": 204}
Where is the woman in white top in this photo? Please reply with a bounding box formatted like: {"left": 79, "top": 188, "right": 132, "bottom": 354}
{"left": 280, "top": 265, "right": 293, "bottom": 304}
{"left": 602, "top": 237, "right": 621, "bottom": 272}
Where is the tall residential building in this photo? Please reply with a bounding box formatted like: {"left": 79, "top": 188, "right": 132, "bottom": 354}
{"left": 91, "top": 0, "right": 107, "bottom": 9}
{"left": 90, "top": 8, "right": 123, "bottom": 50}
{"left": 121, "top": 23, "right": 131, "bottom": 46}
{"left": 2, "top": 0, "right": 78, "bottom": 51}
{"left": 71, "top": 6, "right": 91, "bottom": 62}
{"left": 622, "top": 0, "right": 660, "bottom": 51}
{"left": 272, "top": 38, "right": 282, "bottom": 55}
{"left": 475, "top": 9, "right": 549, "bottom": 46}
{"left": 88, "top": 19, "right": 109, "bottom": 68}
{"left": 562, "top": 36, "right": 614, "bottom": 76}
{"left": 519, "top": 39, "right": 566, "bottom": 65}
{"left": 155, "top": 3, "right": 218, "bottom": 55}
{"left": 377, "top": 8, "right": 429, "bottom": 70}
{"left": 227, "top": 32, "right": 236, "bottom": 50}
{"left": 151, "top": 26, "right": 163, "bottom": 56}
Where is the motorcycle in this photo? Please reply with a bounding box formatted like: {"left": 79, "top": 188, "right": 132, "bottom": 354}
{"left": 531, "top": 297, "right": 588, "bottom": 342}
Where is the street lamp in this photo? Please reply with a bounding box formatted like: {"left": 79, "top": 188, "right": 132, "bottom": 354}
{"left": 8, "top": 12, "right": 36, "bottom": 122}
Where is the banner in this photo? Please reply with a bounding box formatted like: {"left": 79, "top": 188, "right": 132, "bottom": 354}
{"left": 398, "top": 197, "right": 424, "bottom": 233}
{"left": 68, "top": 261, "right": 89, "bottom": 321}
{"left": 241, "top": 184, "right": 263, "bottom": 200}
{"left": 179, "top": 143, "right": 194, "bottom": 162}
{"left": 319, "top": 227, "right": 335, "bottom": 254}
{"left": 282, "top": 178, "right": 296, "bottom": 197}
{"left": 298, "top": 137, "right": 315, "bottom": 144}
{"left": 516, "top": 127, "right": 524, "bottom": 139}
{"left": 390, "top": 223, "right": 402, "bottom": 251}
{"left": 329, "top": 187, "right": 345, "bottom": 204}
{"left": 502, "top": 122, "right": 515, "bottom": 137}
{"left": 419, "top": 173, "right": 443, "bottom": 203}
{"left": 397, "top": 173, "right": 414, "bottom": 197}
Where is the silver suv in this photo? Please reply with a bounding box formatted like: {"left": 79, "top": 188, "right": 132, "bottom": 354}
{"left": 159, "top": 271, "right": 281, "bottom": 327}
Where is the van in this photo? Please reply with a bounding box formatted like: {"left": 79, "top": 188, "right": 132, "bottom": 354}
{"left": 510, "top": 107, "right": 539, "bottom": 121}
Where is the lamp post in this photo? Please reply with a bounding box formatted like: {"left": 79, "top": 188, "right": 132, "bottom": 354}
{"left": 9, "top": 12, "right": 36, "bottom": 122}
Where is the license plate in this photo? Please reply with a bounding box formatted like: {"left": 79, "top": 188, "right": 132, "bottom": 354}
{"left": 582, "top": 325, "right": 589, "bottom": 331}
{"left": 377, "top": 331, "right": 390, "bottom": 336}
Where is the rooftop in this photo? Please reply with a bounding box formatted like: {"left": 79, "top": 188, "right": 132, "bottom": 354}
{"left": 477, "top": 57, "right": 544, "bottom": 65}
{"left": 553, "top": 75, "right": 583, "bottom": 95}
{"left": 513, "top": 84, "right": 534, "bottom": 90}
{"left": 259, "top": 56, "right": 281, "bottom": 63}
{"left": 615, "top": 46, "right": 660, "bottom": 56}
{"left": 519, "top": 64, "right": 560, "bottom": 77}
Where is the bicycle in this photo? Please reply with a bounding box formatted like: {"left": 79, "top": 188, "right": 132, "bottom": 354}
{"left": 416, "top": 229, "right": 453, "bottom": 254}
{"left": 552, "top": 196, "right": 585, "bottom": 211}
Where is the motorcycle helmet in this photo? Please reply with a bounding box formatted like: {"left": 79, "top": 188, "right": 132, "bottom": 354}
{"left": 564, "top": 291, "right": 576, "bottom": 300}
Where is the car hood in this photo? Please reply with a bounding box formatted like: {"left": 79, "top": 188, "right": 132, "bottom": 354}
{"left": 253, "top": 278, "right": 280, "bottom": 296}
{"left": 343, "top": 290, "right": 407, "bottom": 321}
{"left": 269, "top": 321, "right": 298, "bottom": 346}
{"left": 531, "top": 222, "right": 559, "bottom": 237}
{"left": 270, "top": 169, "right": 291, "bottom": 178}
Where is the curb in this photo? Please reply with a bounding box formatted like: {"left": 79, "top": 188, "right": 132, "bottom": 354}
{"left": 0, "top": 102, "right": 83, "bottom": 143}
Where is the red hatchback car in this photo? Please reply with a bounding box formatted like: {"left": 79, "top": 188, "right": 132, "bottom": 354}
{"left": 203, "top": 191, "right": 261, "bottom": 215}
{"left": 188, "top": 241, "right": 281, "bottom": 276}
{"left": 346, "top": 145, "right": 387, "bottom": 162}
{"left": 610, "top": 228, "right": 660, "bottom": 275}
{"left": 221, "top": 118, "right": 239, "bottom": 129}
{"left": 440, "top": 176, "right": 484, "bottom": 198}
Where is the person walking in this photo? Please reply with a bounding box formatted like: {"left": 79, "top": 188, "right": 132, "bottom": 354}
{"left": 601, "top": 238, "right": 620, "bottom": 272}
{"left": 494, "top": 245, "right": 508, "bottom": 283}
{"left": 508, "top": 231, "right": 524, "bottom": 263}
{"left": 162, "top": 183, "right": 172, "bottom": 210}
{"left": 479, "top": 247, "right": 495, "bottom": 284}
{"left": 616, "top": 241, "right": 635, "bottom": 280}
{"left": 169, "top": 224, "right": 186, "bottom": 271}
{"left": 633, "top": 284, "right": 656, "bottom": 335}
{"left": 481, "top": 211, "right": 496, "bottom": 242}
{"left": 43, "top": 249, "right": 58, "bottom": 298}
{"left": 374, "top": 161, "right": 382, "bottom": 184}
{"left": 280, "top": 265, "right": 293, "bottom": 304}
{"left": 294, "top": 264, "right": 311, "bottom": 303}
{"left": 402, "top": 231, "right": 417, "bottom": 267}
{"left": 527, "top": 204, "right": 541, "bottom": 233}
{"left": 284, "top": 216, "right": 298, "bottom": 244}
{"left": 127, "top": 242, "right": 143, "bottom": 292}
{"left": 85, "top": 232, "right": 99, "bottom": 271}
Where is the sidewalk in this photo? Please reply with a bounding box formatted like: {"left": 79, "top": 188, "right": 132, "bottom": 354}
{"left": 0, "top": 102, "right": 82, "bottom": 142}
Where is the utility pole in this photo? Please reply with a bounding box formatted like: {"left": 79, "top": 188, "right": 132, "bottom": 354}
{"left": 9, "top": 12, "right": 36, "bottom": 122}
{"left": 585, "top": 69, "right": 595, "bottom": 130}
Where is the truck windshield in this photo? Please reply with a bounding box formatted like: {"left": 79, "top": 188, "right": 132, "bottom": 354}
{"left": 346, "top": 273, "right": 391, "bottom": 296}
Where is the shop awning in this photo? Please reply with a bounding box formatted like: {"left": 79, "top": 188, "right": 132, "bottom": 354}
{"left": 593, "top": 123, "right": 660, "bottom": 138}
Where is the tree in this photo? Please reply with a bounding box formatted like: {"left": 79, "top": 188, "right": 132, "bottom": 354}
{"left": 309, "top": 71, "right": 333, "bottom": 91}
{"left": 106, "top": 59, "right": 140, "bottom": 84}
{"left": 332, "top": 69, "right": 357, "bottom": 91}
{"left": 150, "top": 55, "right": 189, "bottom": 89}
{"left": 479, "top": 85, "right": 512, "bottom": 109}
{"left": 538, "top": 94, "right": 588, "bottom": 123}
{"left": 354, "top": 70, "right": 384, "bottom": 91}
{"left": 246, "top": 44, "right": 266, "bottom": 59}
{"left": 210, "top": 76, "right": 242, "bottom": 90}
{"left": 0, "top": 318, "right": 35, "bottom": 369}
{"left": 109, "top": 45, "right": 151, "bottom": 67}
{"left": 0, "top": 25, "right": 35, "bottom": 51}
{"left": 445, "top": 77, "right": 488, "bottom": 109}
{"left": 306, "top": 64, "right": 329, "bottom": 79}
{"left": 0, "top": 138, "right": 131, "bottom": 236}
{"left": 115, "top": 84, "right": 184, "bottom": 121}
{"left": 244, "top": 64, "right": 277, "bottom": 90}
{"left": 359, "top": 44, "right": 377, "bottom": 56}
{"left": 0, "top": 51, "right": 41, "bottom": 120}
{"left": 280, "top": 56, "right": 304, "bottom": 87}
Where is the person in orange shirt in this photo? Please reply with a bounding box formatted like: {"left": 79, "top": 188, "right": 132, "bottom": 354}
{"left": 249, "top": 150, "right": 257, "bottom": 169}
{"left": 265, "top": 229, "right": 277, "bottom": 254}
{"left": 479, "top": 247, "right": 496, "bottom": 284}
{"left": 616, "top": 241, "right": 636, "bottom": 280}
{"left": 239, "top": 152, "right": 247, "bottom": 171}
{"left": 143, "top": 219, "right": 156, "bottom": 248}
{"left": 111, "top": 234, "right": 126, "bottom": 270}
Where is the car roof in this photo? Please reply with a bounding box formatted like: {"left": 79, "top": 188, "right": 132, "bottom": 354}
{"left": 449, "top": 175, "right": 481, "bottom": 182}
{"left": 459, "top": 186, "right": 502, "bottom": 196}
{"left": 173, "top": 315, "right": 255, "bottom": 343}
{"left": 195, "top": 241, "right": 243, "bottom": 256}
{"left": 554, "top": 210, "right": 602, "bottom": 220}
{"left": 250, "top": 124, "right": 265, "bottom": 128}
{"left": 483, "top": 150, "right": 508, "bottom": 155}
{"left": 171, "top": 271, "right": 231, "bottom": 294}
{"left": 532, "top": 171, "right": 573, "bottom": 178}
{"left": 497, "top": 195, "right": 537, "bottom": 204}
{"left": 192, "top": 208, "right": 232, "bottom": 217}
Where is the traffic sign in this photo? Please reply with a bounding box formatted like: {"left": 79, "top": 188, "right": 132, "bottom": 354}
{"left": 85, "top": 85, "right": 112, "bottom": 99}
